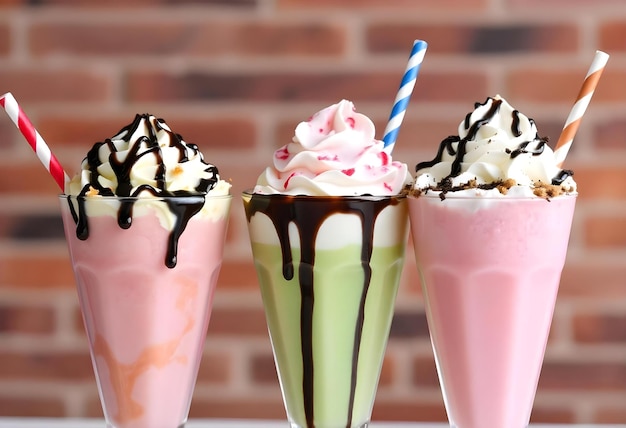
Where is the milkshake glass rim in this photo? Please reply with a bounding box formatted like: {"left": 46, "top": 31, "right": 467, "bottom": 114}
{"left": 408, "top": 192, "right": 577, "bottom": 201}
{"left": 242, "top": 189, "right": 407, "bottom": 202}
{"left": 59, "top": 193, "right": 233, "bottom": 202}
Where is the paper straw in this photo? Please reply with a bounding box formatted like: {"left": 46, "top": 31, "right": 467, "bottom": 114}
{"left": 0, "top": 92, "right": 69, "bottom": 192}
{"left": 382, "top": 39, "right": 428, "bottom": 153}
{"left": 554, "top": 50, "right": 609, "bottom": 167}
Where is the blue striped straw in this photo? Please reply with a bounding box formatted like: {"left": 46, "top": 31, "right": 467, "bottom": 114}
{"left": 382, "top": 39, "right": 428, "bottom": 153}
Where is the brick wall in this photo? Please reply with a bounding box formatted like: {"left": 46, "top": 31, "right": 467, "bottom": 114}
{"left": 0, "top": 0, "right": 625, "bottom": 423}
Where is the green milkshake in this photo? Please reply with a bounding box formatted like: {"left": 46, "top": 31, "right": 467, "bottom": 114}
{"left": 243, "top": 100, "right": 411, "bottom": 428}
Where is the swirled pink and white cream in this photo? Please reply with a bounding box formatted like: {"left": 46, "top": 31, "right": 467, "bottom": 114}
{"left": 254, "top": 100, "right": 411, "bottom": 196}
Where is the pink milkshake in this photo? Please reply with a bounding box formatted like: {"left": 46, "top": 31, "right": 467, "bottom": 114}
{"left": 409, "top": 96, "right": 577, "bottom": 428}
{"left": 61, "top": 114, "right": 231, "bottom": 428}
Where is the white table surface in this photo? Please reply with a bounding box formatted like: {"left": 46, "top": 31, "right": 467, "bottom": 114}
{"left": 0, "top": 420, "right": 623, "bottom": 428}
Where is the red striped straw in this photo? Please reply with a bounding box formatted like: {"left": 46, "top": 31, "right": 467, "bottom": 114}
{"left": 553, "top": 51, "right": 609, "bottom": 167}
{"left": 0, "top": 92, "right": 69, "bottom": 192}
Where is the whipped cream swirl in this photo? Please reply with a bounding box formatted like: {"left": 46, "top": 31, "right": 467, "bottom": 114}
{"left": 255, "top": 100, "right": 411, "bottom": 196}
{"left": 68, "top": 114, "right": 229, "bottom": 198}
{"left": 414, "top": 95, "right": 576, "bottom": 197}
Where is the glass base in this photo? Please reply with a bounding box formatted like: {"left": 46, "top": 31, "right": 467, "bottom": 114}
{"left": 106, "top": 424, "right": 185, "bottom": 428}
{"left": 290, "top": 424, "right": 368, "bottom": 428}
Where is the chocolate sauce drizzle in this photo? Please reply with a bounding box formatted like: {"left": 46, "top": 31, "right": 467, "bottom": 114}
{"left": 244, "top": 194, "right": 401, "bottom": 428}
{"left": 68, "top": 114, "right": 220, "bottom": 268}
{"left": 415, "top": 97, "right": 574, "bottom": 186}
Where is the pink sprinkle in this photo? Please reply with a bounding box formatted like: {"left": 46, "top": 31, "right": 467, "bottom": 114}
{"left": 319, "top": 128, "right": 325, "bottom": 133}
{"left": 342, "top": 168, "right": 355, "bottom": 176}
{"left": 379, "top": 151, "right": 389, "bottom": 165}
{"left": 346, "top": 117, "right": 355, "bottom": 129}
{"left": 275, "top": 147, "right": 289, "bottom": 160}
{"left": 384, "top": 182, "right": 392, "bottom": 192}
{"left": 284, "top": 172, "right": 296, "bottom": 189}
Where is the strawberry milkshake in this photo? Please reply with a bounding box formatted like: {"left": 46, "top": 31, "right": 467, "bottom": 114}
{"left": 61, "top": 114, "right": 231, "bottom": 428}
{"left": 409, "top": 96, "right": 577, "bottom": 428}
{"left": 244, "top": 100, "right": 411, "bottom": 428}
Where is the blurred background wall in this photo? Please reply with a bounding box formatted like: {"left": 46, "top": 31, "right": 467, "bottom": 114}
{"left": 0, "top": 0, "right": 625, "bottom": 423}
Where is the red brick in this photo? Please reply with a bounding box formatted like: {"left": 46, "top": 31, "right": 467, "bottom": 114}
{"left": 278, "top": 0, "right": 485, "bottom": 10}
{"left": 530, "top": 406, "right": 575, "bottom": 423}
{"left": 250, "top": 352, "right": 277, "bottom": 384}
{"left": 35, "top": 115, "right": 135, "bottom": 149}
{"left": 189, "top": 397, "right": 285, "bottom": 419}
{"left": 599, "top": 21, "right": 626, "bottom": 52}
{"left": 593, "top": 118, "right": 626, "bottom": 150}
{"left": 0, "top": 304, "right": 56, "bottom": 334}
{"left": 594, "top": 407, "right": 626, "bottom": 424}
{"left": 15, "top": 0, "right": 256, "bottom": 7}
{"left": 574, "top": 165, "right": 626, "bottom": 200}
{"left": 412, "top": 72, "right": 488, "bottom": 103}
{"left": 559, "top": 263, "right": 626, "bottom": 298}
{"left": 0, "top": 254, "right": 75, "bottom": 289}
{"left": 126, "top": 71, "right": 487, "bottom": 104}
{"left": 0, "top": 350, "right": 93, "bottom": 380}
{"left": 0, "top": 396, "right": 65, "bottom": 417}
{"left": 233, "top": 22, "right": 346, "bottom": 57}
{"left": 0, "top": 0, "right": 22, "bottom": 6}
{"left": 206, "top": 307, "right": 268, "bottom": 337}
{"left": 400, "top": 239, "right": 423, "bottom": 297}
{"left": 538, "top": 361, "right": 626, "bottom": 390}
{"left": 85, "top": 395, "right": 105, "bottom": 417}
{"left": 73, "top": 307, "right": 85, "bottom": 335}
{"left": 0, "top": 70, "right": 109, "bottom": 103}
{"left": 37, "top": 114, "right": 257, "bottom": 150}
{"left": 0, "top": 120, "right": 17, "bottom": 150}
{"left": 509, "top": 0, "right": 622, "bottom": 6}
{"left": 167, "top": 117, "right": 257, "bottom": 151}
{"left": 368, "top": 23, "right": 578, "bottom": 54}
{"left": 572, "top": 313, "right": 626, "bottom": 343}
{"left": 506, "top": 70, "right": 586, "bottom": 103}
{"left": 584, "top": 215, "right": 626, "bottom": 248}
{"left": 30, "top": 22, "right": 195, "bottom": 56}
{"left": 412, "top": 355, "right": 439, "bottom": 388}
{"left": 196, "top": 352, "right": 232, "bottom": 384}
{"left": 219, "top": 159, "right": 278, "bottom": 198}
{"left": 218, "top": 261, "right": 262, "bottom": 290}
{"left": 0, "top": 163, "right": 61, "bottom": 195}
{"left": 31, "top": 21, "right": 342, "bottom": 58}
{"left": 506, "top": 66, "right": 618, "bottom": 104}
{"left": 372, "top": 400, "right": 447, "bottom": 422}
{"left": 390, "top": 311, "right": 429, "bottom": 339}
{"left": 0, "top": 23, "right": 9, "bottom": 56}
{"left": 378, "top": 354, "right": 395, "bottom": 386}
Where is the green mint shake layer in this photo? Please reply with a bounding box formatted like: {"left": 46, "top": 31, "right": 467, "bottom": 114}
{"left": 244, "top": 193, "right": 408, "bottom": 428}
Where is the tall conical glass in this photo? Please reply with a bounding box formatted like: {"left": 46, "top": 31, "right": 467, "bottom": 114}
{"left": 242, "top": 191, "right": 408, "bottom": 428}
{"left": 408, "top": 194, "right": 576, "bottom": 428}
{"left": 60, "top": 194, "right": 231, "bottom": 428}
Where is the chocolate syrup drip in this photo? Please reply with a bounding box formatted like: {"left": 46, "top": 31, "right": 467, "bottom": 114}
{"left": 415, "top": 135, "right": 459, "bottom": 172}
{"left": 552, "top": 169, "right": 574, "bottom": 185}
{"left": 511, "top": 110, "right": 522, "bottom": 137}
{"left": 415, "top": 98, "right": 570, "bottom": 186}
{"left": 69, "top": 114, "right": 220, "bottom": 268}
{"left": 506, "top": 139, "right": 547, "bottom": 158}
{"left": 244, "top": 195, "right": 400, "bottom": 428}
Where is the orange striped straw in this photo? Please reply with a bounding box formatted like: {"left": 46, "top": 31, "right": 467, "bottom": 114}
{"left": 554, "top": 50, "right": 609, "bottom": 167}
